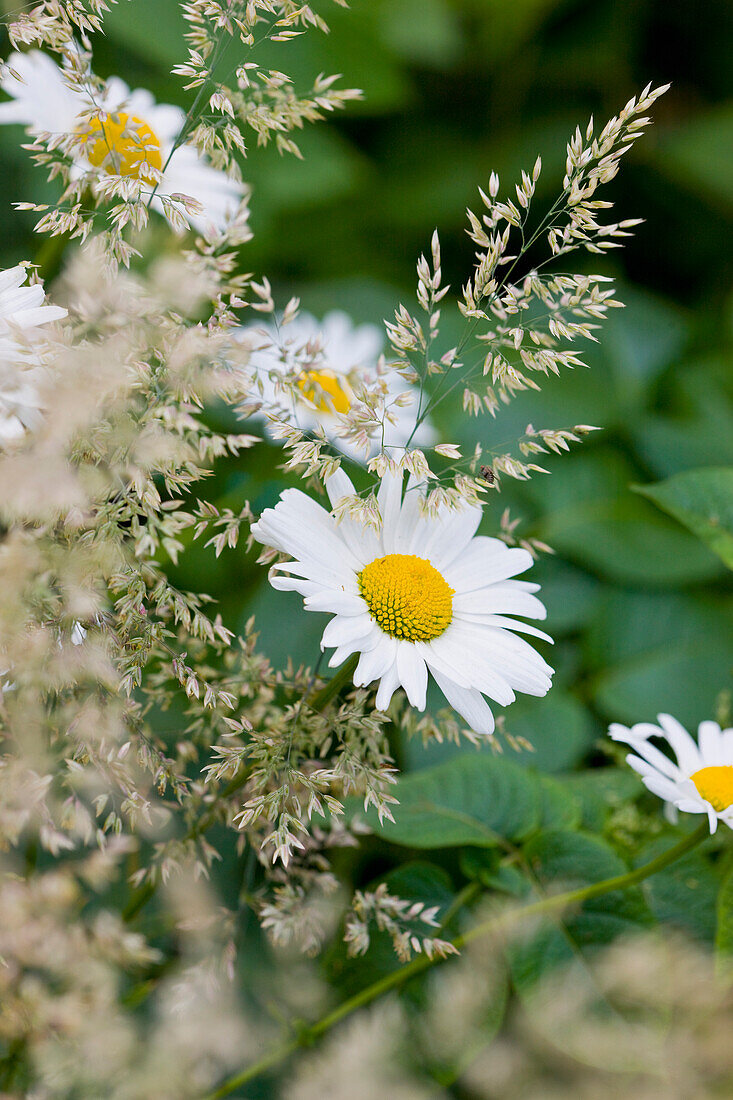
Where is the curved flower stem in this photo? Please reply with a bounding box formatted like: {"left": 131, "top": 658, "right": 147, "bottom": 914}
{"left": 203, "top": 820, "right": 709, "bottom": 1099}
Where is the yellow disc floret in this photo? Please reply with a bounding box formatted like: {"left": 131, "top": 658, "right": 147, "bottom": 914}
{"left": 690, "top": 765, "right": 733, "bottom": 812}
{"left": 83, "top": 112, "right": 162, "bottom": 178}
{"left": 297, "top": 369, "right": 351, "bottom": 414}
{"left": 358, "top": 553, "right": 454, "bottom": 642}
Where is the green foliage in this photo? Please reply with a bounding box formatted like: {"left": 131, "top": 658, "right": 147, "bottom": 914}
{"left": 635, "top": 467, "right": 733, "bottom": 570}
{"left": 366, "top": 754, "right": 542, "bottom": 848}
{"left": 637, "top": 837, "right": 722, "bottom": 942}
{"left": 510, "top": 829, "right": 652, "bottom": 991}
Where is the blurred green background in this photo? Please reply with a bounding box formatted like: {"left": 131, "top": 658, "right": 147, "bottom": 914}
{"left": 1, "top": 0, "right": 732, "bottom": 772}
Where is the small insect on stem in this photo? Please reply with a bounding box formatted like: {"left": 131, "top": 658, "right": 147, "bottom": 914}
{"left": 479, "top": 465, "right": 495, "bottom": 485}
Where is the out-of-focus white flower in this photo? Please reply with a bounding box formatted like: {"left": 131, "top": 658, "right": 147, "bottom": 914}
{"left": 0, "top": 50, "right": 243, "bottom": 233}
{"left": 251, "top": 465, "right": 553, "bottom": 734}
{"left": 610, "top": 713, "right": 733, "bottom": 833}
{"left": 240, "top": 310, "right": 434, "bottom": 462}
{"left": 0, "top": 621, "right": 85, "bottom": 698}
{"left": 0, "top": 264, "right": 66, "bottom": 444}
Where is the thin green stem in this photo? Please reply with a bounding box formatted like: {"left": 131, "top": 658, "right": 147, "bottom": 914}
{"left": 306, "top": 654, "right": 359, "bottom": 712}
{"left": 203, "top": 821, "right": 709, "bottom": 1098}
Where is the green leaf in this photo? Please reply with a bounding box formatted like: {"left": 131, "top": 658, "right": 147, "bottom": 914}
{"left": 634, "top": 467, "right": 733, "bottom": 570}
{"left": 586, "top": 590, "right": 733, "bottom": 727}
{"left": 635, "top": 837, "right": 720, "bottom": 944}
{"left": 562, "top": 769, "right": 642, "bottom": 831}
{"left": 537, "top": 496, "right": 724, "bottom": 586}
{"left": 459, "top": 850, "right": 531, "bottom": 898}
{"left": 536, "top": 775, "right": 582, "bottom": 830}
{"left": 630, "top": 355, "right": 733, "bottom": 479}
{"left": 501, "top": 690, "right": 596, "bottom": 773}
{"left": 510, "top": 830, "right": 652, "bottom": 992}
{"left": 368, "top": 754, "right": 541, "bottom": 848}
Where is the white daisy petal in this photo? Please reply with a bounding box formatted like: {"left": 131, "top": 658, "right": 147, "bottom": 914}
{"left": 375, "top": 664, "right": 401, "bottom": 711}
{"left": 697, "top": 720, "right": 725, "bottom": 764}
{"left": 425, "top": 504, "right": 483, "bottom": 569}
{"left": 443, "top": 539, "right": 533, "bottom": 593}
{"left": 657, "top": 713, "right": 703, "bottom": 773}
{"left": 458, "top": 614, "right": 553, "bottom": 643}
{"left": 238, "top": 311, "right": 433, "bottom": 464}
{"left": 377, "top": 467, "right": 404, "bottom": 547}
{"left": 453, "top": 584, "right": 547, "bottom": 620}
{"left": 270, "top": 574, "right": 320, "bottom": 597}
{"left": 271, "top": 559, "right": 359, "bottom": 592}
{"left": 354, "top": 636, "right": 398, "bottom": 688}
{"left": 616, "top": 733, "right": 684, "bottom": 781}
{"left": 429, "top": 667, "right": 495, "bottom": 736}
{"left": 426, "top": 629, "right": 516, "bottom": 706}
{"left": 0, "top": 263, "right": 66, "bottom": 445}
{"left": 326, "top": 468, "right": 356, "bottom": 505}
{"left": 304, "top": 591, "right": 367, "bottom": 616}
{"left": 321, "top": 613, "right": 375, "bottom": 650}
{"left": 396, "top": 641, "right": 428, "bottom": 710}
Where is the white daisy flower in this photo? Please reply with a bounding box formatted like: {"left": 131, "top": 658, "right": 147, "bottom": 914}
{"left": 240, "top": 310, "right": 435, "bottom": 462}
{"left": 610, "top": 713, "right": 733, "bottom": 833}
{"left": 0, "top": 50, "right": 243, "bottom": 233}
{"left": 251, "top": 465, "right": 554, "bottom": 734}
{"left": 0, "top": 263, "right": 66, "bottom": 444}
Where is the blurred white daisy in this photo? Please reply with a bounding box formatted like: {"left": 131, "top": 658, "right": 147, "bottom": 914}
{"left": 610, "top": 713, "right": 733, "bottom": 833}
{"left": 240, "top": 310, "right": 434, "bottom": 462}
{"left": 251, "top": 465, "right": 553, "bottom": 734}
{"left": 0, "top": 263, "right": 66, "bottom": 444}
{"left": 0, "top": 50, "right": 243, "bottom": 233}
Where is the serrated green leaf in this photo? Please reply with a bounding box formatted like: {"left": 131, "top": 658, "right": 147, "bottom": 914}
{"left": 634, "top": 467, "right": 733, "bottom": 570}
{"left": 368, "top": 754, "right": 541, "bottom": 848}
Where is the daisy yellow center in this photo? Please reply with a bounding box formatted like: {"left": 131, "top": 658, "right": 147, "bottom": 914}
{"left": 84, "top": 113, "right": 162, "bottom": 178}
{"left": 358, "top": 554, "right": 454, "bottom": 642}
{"left": 297, "top": 370, "right": 351, "bottom": 414}
{"left": 690, "top": 766, "right": 733, "bottom": 812}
